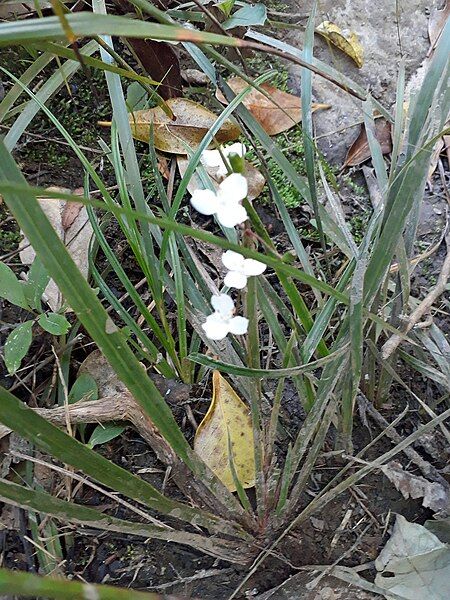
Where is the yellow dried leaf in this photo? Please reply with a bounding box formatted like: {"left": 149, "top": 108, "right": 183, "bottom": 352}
{"left": 316, "top": 21, "right": 364, "bottom": 68}
{"left": 194, "top": 371, "right": 255, "bottom": 492}
{"left": 99, "top": 98, "right": 240, "bottom": 155}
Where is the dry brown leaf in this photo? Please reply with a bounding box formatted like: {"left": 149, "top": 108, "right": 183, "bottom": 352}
{"left": 427, "top": 137, "right": 445, "bottom": 183}
{"left": 100, "top": 98, "right": 240, "bottom": 154}
{"left": 316, "top": 21, "right": 364, "bottom": 68}
{"left": 157, "top": 155, "right": 171, "bottom": 180}
{"left": 194, "top": 371, "right": 255, "bottom": 492}
{"left": 177, "top": 155, "right": 265, "bottom": 201}
{"left": 216, "top": 77, "right": 330, "bottom": 135}
{"left": 444, "top": 135, "right": 450, "bottom": 165}
{"left": 382, "top": 461, "right": 449, "bottom": 514}
{"left": 19, "top": 187, "right": 93, "bottom": 312}
{"left": 181, "top": 69, "right": 210, "bottom": 86}
{"left": 343, "top": 118, "right": 392, "bottom": 167}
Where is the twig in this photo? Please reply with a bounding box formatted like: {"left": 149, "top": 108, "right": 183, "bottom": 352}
{"left": 382, "top": 230, "right": 450, "bottom": 359}
{"left": 358, "top": 393, "right": 450, "bottom": 493}
{"left": 0, "top": 394, "right": 253, "bottom": 527}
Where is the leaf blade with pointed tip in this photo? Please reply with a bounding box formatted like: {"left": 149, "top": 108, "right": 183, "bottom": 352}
{"left": 0, "top": 262, "right": 28, "bottom": 309}
{"left": 194, "top": 371, "right": 255, "bottom": 491}
{"left": 4, "top": 320, "right": 33, "bottom": 374}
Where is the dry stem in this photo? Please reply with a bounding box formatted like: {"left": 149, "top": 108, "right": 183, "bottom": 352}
{"left": 382, "top": 231, "right": 450, "bottom": 359}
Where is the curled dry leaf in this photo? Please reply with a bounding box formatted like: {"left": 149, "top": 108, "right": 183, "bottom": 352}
{"left": 177, "top": 155, "right": 265, "bottom": 201}
{"left": 216, "top": 76, "right": 330, "bottom": 136}
{"left": 375, "top": 514, "right": 450, "bottom": 599}
{"left": 194, "top": 371, "right": 255, "bottom": 492}
{"left": 316, "top": 21, "right": 364, "bottom": 68}
{"left": 100, "top": 98, "right": 240, "bottom": 154}
{"left": 181, "top": 69, "right": 210, "bottom": 86}
{"left": 427, "top": 137, "right": 445, "bottom": 184}
{"left": 19, "top": 187, "right": 93, "bottom": 312}
{"left": 343, "top": 118, "right": 392, "bottom": 167}
{"left": 382, "top": 460, "right": 449, "bottom": 514}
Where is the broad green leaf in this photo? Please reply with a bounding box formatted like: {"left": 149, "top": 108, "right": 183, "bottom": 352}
{"left": 0, "top": 262, "right": 28, "bottom": 309}
{"left": 68, "top": 373, "right": 98, "bottom": 404}
{"left": 87, "top": 424, "right": 126, "bottom": 448}
{"left": 4, "top": 320, "right": 33, "bottom": 374}
{"left": 194, "top": 371, "right": 255, "bottom": 492}
{"left": 24, "top": 257, "right": 50, "bottom": 310}
{"left": 126, "top": 80, "right": 148, "bottom": 112}
{"left": 222, "top": 3, "right": 267, "bottom": 30}
{"left": 38, "top": 313, "right": 70, "bottom": 335}
{"left": 216, "top": 0, "right": 235, "bottom": 18}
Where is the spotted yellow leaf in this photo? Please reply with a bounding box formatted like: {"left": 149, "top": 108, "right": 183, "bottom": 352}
{"left": 316, "top": 21, "right": 364, "bottom": 68}
{"left": 99, "top": 98, "right": 240, "bottom": 154}
{"left": 194, "top": 371, "right": 255, "bottom": 492}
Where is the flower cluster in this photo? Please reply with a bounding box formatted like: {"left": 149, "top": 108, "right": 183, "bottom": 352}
{"left": 190, "top": 143, "right": 267, "bottom": 340}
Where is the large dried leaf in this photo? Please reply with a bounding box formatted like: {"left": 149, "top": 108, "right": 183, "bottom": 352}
{"left": 101, "top": 98, "right": 240, "bottom": 154}
{"left": 19, "top": 187, "right": 93, "bottom": 312}
{"left": 381, "top": 461, "right": 449, "bottom": 514}
{"left": 316, "top": 21, "right": 364, "bottom": 68}
{"left": 427, "top": 137, "right": 445, "bottom": 183}
{"left": 177, "top": 155, "right": 265, "bottom": 201}
{"left": 216, "top": 77, "right": 330, "bottom": 135}
{"left": 375, "top": 514, "right": 450, "bottom": 599}
{"left": 126, "top": 38, "right": 182, "bottom": 100}
{"left": 343, "top": 118, "right": 392, "bottom": 167}
{"left": 194, "top": 371, "right": 255, "bottom": 492}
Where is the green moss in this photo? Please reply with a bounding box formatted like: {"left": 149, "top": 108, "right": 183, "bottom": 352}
{"left": 247, "top": 126, "right": 308, "bottom": 209}
{"left": 0, "top": 204, "right": 21, "bottom": 254}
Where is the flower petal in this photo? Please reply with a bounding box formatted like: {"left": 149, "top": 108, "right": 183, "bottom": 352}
{"left": 190, "top": 189, "right": 218, "bottom": 215}
{"left": 224, "top": 270, "right": 248, "bottom": 289}
{"left": 201, "top": 149, "right": 223, "bottom": 168}
{"left": 225, "top": 142, "right": 246, "bottom": 158}
{"left": 218, "top": 173, "right": 248, "bottom": 202}
{"left": 227, "top": 316, "right": 249, "bottom": 336}
{"left": 242, "top": 258, "right": 267, "bottom": 277}
{"left": 222, "top": 250, "right": 245, "bottom": 271}
{"left": 216, "top": 163, "right": 229, "bottom": 179}
{"left": 202, "top": 314, "right": 229, "bottom": 340}
{"left": 211, "top": 293, "right": 234, "bottom": 317}
{"left": 216, "top": 203, "right": 248, "bottom": 228}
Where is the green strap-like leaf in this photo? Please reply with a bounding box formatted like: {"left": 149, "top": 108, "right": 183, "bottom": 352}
{"left": 0, "top": 385, "right": 243, "bottom": 538}
{"left": 4, "top": 320, "right": 33, "bottom": 374}
{"left": 0, "top": 478, "right": 241, "bottom": 561}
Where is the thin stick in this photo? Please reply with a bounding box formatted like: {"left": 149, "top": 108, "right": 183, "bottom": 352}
{"left": 382, "top": 230, "right": 450, "bottom": 359}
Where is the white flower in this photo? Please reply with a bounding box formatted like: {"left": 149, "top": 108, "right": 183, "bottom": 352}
{"left": 221, "top": 250, "right": 267, "bottom": 289}
{"left": 202, "top": 293, "right": 248, "bottom": 340}
{"left": 201, "top": 143, "right": 246, "bottom": 178}
{"left": 190, "top": 173, "right": 248, "bottom": 228}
